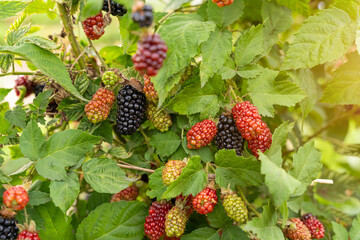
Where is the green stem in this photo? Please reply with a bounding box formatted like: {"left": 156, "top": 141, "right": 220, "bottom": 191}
{"left": 86, "top": 36, "right": 109, "bottom": 71}
{"left": 0, "top": 72, "right": 43, "bottom": 77}
{"left": 57, "top": 3, "right": 87, "bottom": 69}
{"left": 237, "top": 187, "right": 261, "bottom": 218}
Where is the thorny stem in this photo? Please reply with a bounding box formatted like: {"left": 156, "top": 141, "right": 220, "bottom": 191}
{"left": 70, "top": 46, "right": 89, "bottom": 70}
{"left": 57, "top": 3, "right": 87, "bottom": 69}
{"left": 86, "top": 36, "right": 109, "bottom": 71}
{"left": 117, "top": 163, "right": 155, "bottom": 173}
{"left": 0, "top": 72, "right": 43, "bottom": 77}
{"left": 237, "top": 187, "right": 261, "bottom": 218}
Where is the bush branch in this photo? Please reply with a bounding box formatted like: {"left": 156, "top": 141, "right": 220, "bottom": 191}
{"left": 117, "top": 163, "right": 155, "bottom": 173}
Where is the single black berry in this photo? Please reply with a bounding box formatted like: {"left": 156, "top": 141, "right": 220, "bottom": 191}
{"left": 215, "top": 114, "right": 244, "bottom": 156}
{"left": 0, "top": 215, "right": 18, "bottom": 240}
{"left": 102, "top": 0, "right": 127, "bottom": 16}
{"left": 33, "top": 83, "right": 45, "bottom": 96}
{"left": 132, "top": 3, "right": 153, "bottom": 27}
{"left": 116, "top": 85, "right": 147, "bottom": 135}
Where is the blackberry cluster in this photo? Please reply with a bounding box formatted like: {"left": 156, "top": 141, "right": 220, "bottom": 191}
{"left": 162, "top": 160, "right": 186, "bottom": 186}
{"left": 33, "top": 84, "right": 45, "bottom": 97}
{"left": 85, "top": 101, "right": 110, "bottom": 123}
{"left": 144, "top": 201, "right": 172, "bottom": 240}
{"left": 92, "top": 88, "right": 115, "bottom": 106}
{"left": 186, "top": 119, "right": 217, "bottom": 149}
{"left": 192, "top": 187, "right": 217, "bottom": 215}
{"left": 102, "top": 0, "right": 127, "bottom": 16}
{"left": 14, "top": 76, "right": 33, "bottom": 97}
{"left": 232, "top": 101, "right": 272, "bottom": 158}
{"left": 102, "top": 71, "right": 118, "bottom": 86}
{"left": 132, "top": 2, "right": 153, "bottom": 27}
{"left": 0, "top": 215, "right": 18, "bottom": 240}
{"left": 212, "top": 0, "right": 234, "bottom": 7}
{"left": 143, "top": 75, "right": 158, "bottom": 102}
{"left": 111, "top": 186, "right": 138, "bottom": 202}
{"left": 3, "top": 186, "right": 29, "bottom": 211}
{"left": 132, "top": 34, "right": 168, "bottom": 76}
{"left": 301, "top": 213, "right": 325, "bottom": 239}
{"left": 116, "top": 85, "right": 147, "bottom": 135}
{"left": 17, "top": 231, "right": 40, "bottom": 240}
{"left": 284, "top": 218, "right": 311, "bottom": 240}
{"left": 82, "top": 12, "right": 105, "bottom": 40}
{"left": 215, "top": 115, "right": 244, "bottom": 156}
{"left": 146, "top": 102, "right": 172, "bottom": 132}
{"left": 222, "top": 192, "right": 248, "bottom": 223}
{"left": 165, "top": 206, "right": 187, "bottom": 238}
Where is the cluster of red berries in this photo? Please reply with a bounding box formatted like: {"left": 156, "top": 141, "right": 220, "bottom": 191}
{"left": 192, "top": 187, "right": 217, "bottom": 215}
{"left": 301, "top": 214, "right": 325, "bottom": 239}
{"left": 144, "top": 201, "right": 172, "bottom": 240}
{"left": 284, "top": 214, "right": 325, "bottom": 240}
{"left": 132, "top": 34, "right": 168, "bottom": 76}
{"left": 186, "top": 119, "right": 217, "bottom": 149}
{"left": 232, "top": 101, "right": 272, "bottom": 158}
{"left": 143, "top": 75, "right": 158, "bottom": 102}
{"left": 82, "top": 12, "right": 106, "bottom": 40}
{"left": 212, "top": 0, "right": 234, "bottom": 7}
{"left": 111, "top": 186, "right": 138, "bottom": 202}
{"left": 85, "top": 88, "right": 115, "bottom": 123}
{"left": 14, "top": 76, "right": 34, "bottom": 97}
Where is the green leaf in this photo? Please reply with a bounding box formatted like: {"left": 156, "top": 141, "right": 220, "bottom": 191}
{"left": 259, "top": 152, "right": 301, "bottom": 207}
{"left": 119, "top": 13, "right": 132, "bottom": 53}
{"left": 244, "top": 206, "right": 284, "bottom": 239}
{"left": 36, "top": 129, "right": 101, "bottom": 180}
{"left": 0, "top": 89, "right": 11, "bottom": 102}
{"left": 25, "top": 0, "right": 57, "bottom": 19}
{"left": 5, "top": 105, "right": 26, "bottom": 128}
{"left": 57, "top": 99, "right": 85, "bottom": 122}
{"left": 0, "top": 43, "right": 85, "bottom": 101}
{"left": 79, "top": 0, "right": 102, "bottom": 20}
{"left": 248, "top": 68, "right": 305, "bottom": 117}
{"left": 215, "top": 150, "right": 262, "bottom": 188}
{"left": 221, "top": 225, "right": 249, "bottom": 240}
{"left": 234, "top": 24, "right": 264, "bottom": 67}
{"left": 165, "top": 0, "right": 192, "bottom": 11}
{"left": 6, "top": 25, "right": 31, "bottom": 46}
{"left": 74, "top": 72, "right": 89, "bottom": 95}
{"left": 282, "top": 8, "right": 356, "bottom": 70}
{"left": 207, "top": 0, "right": 244, "bottom": 27}
{"left": 0, "top": 1, "right": 28, "bottom": 20}
{"left": 236, "top": 64, "right": 266, "bottom": 79}
{"left": 154, "top": 14, "right": 216, "bottom": 105}
{"left": 35, "top": 202, "right": 74, "bottom": 240}
{"left": 20, "top": 119, "right": 45, "bottom": 161}
{"left": 0, "top": 157, "right": 32, "bottom": 176}
{"left": 19, "top": 36, "right": 58, "bottom": 50}
{"left": 28, "top": 191, "right": 51, "bottom": 207}
{"left": 147, "top": 167, "right": 168, "bottom": 200}
{"left": 50, "top": 171, "right": 80, "bottom": 213}
{"left": 162, "top": 156, "right": 207, "bottom": 199}
{"left": 350, "top": 214, "right": 360, "bottom": 239}
{"left": 290, "top": 142, "right": 322, "bottom": 196}
{"left": 332, "top": 221, "right": 349, "bottom": 240}
{"left": 33, "top": 89, "right": 53, "bottom": 110}
{"left": 182, "top": 138, "right": 215, "bottom": 163}
{"left": 207, "top": 198, "right": 233, "bottom": 228}
{"left": 76, "top": 201, "right": 147, "bottom": 240}
{"left": 200, "top": 28, "right": 232, "bottom": 86}
{"left": 181, "top": 227, "right": 221, "bottom": 240}
{"left": 108, "top": 146, "right": 132, "bottom": 159}
{"left": 83, "top": 158, "right": 132, "bottom": 194}
{"left": 0, "top": 54, "right": 14, "bottom": 73}
{"left": 321, "top": 54, "right": 360, "bottom": 105}
{"left": 149, "top": 131, "right": 181, "bottom": 158}
{"left": 275, "top": 0, "right": 310, "bottom": 16}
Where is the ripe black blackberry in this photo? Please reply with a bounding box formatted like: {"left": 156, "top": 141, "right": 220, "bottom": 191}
{"left": 102, "top": 0, "right": 127, "bottom": 16}
{"left": 0, "top": 209, "right": 19, "bottom": 240}
{"left": 116, "top": 85, "right": 147, "bottom": 135}
{"left": 132, "top": 2, "right": 153, "bottom": 27}
{"left": 33, "top": 83, "right": 45, "bottom": 97}
{"left": 215, "top": 115, "right": 244, "bottom": 156}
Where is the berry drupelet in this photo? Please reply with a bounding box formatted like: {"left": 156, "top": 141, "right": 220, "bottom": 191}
{"left": 186, "top": 119, "right": 217, "bottom": 149}
{"left": 212, "top": 0, "right": 234, "bottom": 7}
{"left": 102, "top": 0, "right": 127, "bottom": 16}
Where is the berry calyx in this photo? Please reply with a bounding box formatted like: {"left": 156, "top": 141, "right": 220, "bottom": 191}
{"left": 146, "top": 102, "right": 172, "bottom": 132}
{"left": 301, "top": 213, "right": 325, "bottom": 239}
{"left": 175, "top": 194, "right": 194, "bottom": 216}
{"left": 212, "top": 0, "right": 234, "bottom": 7}
{"left": 82, "top": 12, "right": 106, "bottom": 40}
{"left": 111, "top": 186, "right": 138, "bottom": 202}
{"left": 3, "top": 186, "right": 29, "bottom": 211}
{"left": 284, "top": 218, "right": 311, "bottom": 240}
{"left": 116, "top": 85, "right": 147, "bottom": 135}
{"left": 165, "top": 206, "right": 188, "bottom": 238}
{"left": 92, "top": 88, "right": 115, "bottom": 107}
{"left": 15, "top": 76, "right": 33, "bottom": 97}
{"left": 186, "top": 119, "right": 217, "bottom": 149}
{"left": 222, "top": 191, "right": 248, "bottom": 223}
{"left": 85, "top": 100, "right": 111, "bottom": 123}
{"left": 162, "top": 160, "right": 186, "bottom": 186}
{"left": 192, "top": 186, "right": 217, "bottom": 215}
{"left": 144, "top": 201, "right": 172, "bottom": 240}
{"left": 102, "top": 0, "right": 127, "bottom": 16}
{"left": 143, "top": 75, "right": 158, "bottom": 102}
{"left": 132, "top": 34, "right": 168, "bottom": 76}
{"left": 132, "top": 2, "right": 153, "bottom": 27}
{"left": 102, "top": 71, "right": 118, "bottom": 86}
{"left": 0, "top": 208, "right": 18, "bottom": 240}
{"left": 17, "top": 231, "right": 40, "bottom": 240}
{"left": 215, "top": 114, "right": 244, "bottom": 156}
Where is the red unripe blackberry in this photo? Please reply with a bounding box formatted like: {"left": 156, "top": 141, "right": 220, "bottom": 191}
{"left": 102, "top": 0, "right": 127, "bottom": 16}
{"left": 186, "top": 119, "right": 217, "bottom": 149}
{"left": 232, "top": 101, "right": 261, "bottom": 121}
{"left": 301, "top": 213, "right": 325, "bottom": 239}
{"left": 132, "top": 34, "right": 168, "bottom": 76}
{"left": 143, "top": 75, "right": 158, "bottom": 102}
{"left": 111, "top": 186, "right": 138, "bottom": 202}
{"left": 165, "top": 206, "right": 188, "bottom": 238}
{"left": 92, "top": 88, "right": 115, "bottom": 107}
{"left": 212, "top": 0, "right": 234, "bottom": 7}
{"left": 222, "top": 192, "right": 248, "bottom": 223}
{"left": 15, "top": 76, "right": 33, "bottom": 97}
{"left": 3, "top": 186, "right": 29, "bottom": 211}
{"left": 162, "top": 160, "right": 186, "bottom": 186}
{"left": 116, "top": 85, "right": 147, "bottom": 135}
{"left": 82, "top": 12, "right": 105, "bottom": 40}
{"left": 176, "top": 194, "right": 194, "bottom": 216}
{"left": 215, "top": 114, "right": 244, "bottom": 156}
{"left": 0, "top": 208, "right": 18, "bottom": 239}
{"left": 164, "top": 236, "right": 180, "bottom": 240}
{"left": 146, "top": 102, "right": 172, "bottom": 132}
{"left": 144, "top": 201, "right": 172, "bottom": 240}
{"left": 192, "top": 187, "right": 217, "bottom": 215}
{"left": 132, "top": 2, "right": 153, "bottom": 27}
{"left": 85, "top": 100, "right": 111, "bottom": 123}
{"left": 17, "top": 231, "right": 40, "bottom": 240}
{"left": 284, "top": 218, "right": 311, "bottom": 240}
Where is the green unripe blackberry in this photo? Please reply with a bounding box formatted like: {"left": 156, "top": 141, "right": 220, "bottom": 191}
{"left": 162, "top": 160, "right": 186, "bottom": 186}
{"left": 222, "top": 192, "right": 248, "bottom": 223}
{"left": 102, "top": 71, "right": 118, "bottom": 86}
{"left": 165, "top": 206, "right": 188, "bottom": 238}
{"left": 146, "top": 102, "right": 172, "bottom": 132}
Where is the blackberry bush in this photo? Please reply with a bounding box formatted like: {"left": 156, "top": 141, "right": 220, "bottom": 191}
{"left": 102, "top": 0, "right": 127, "bottom": 16}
